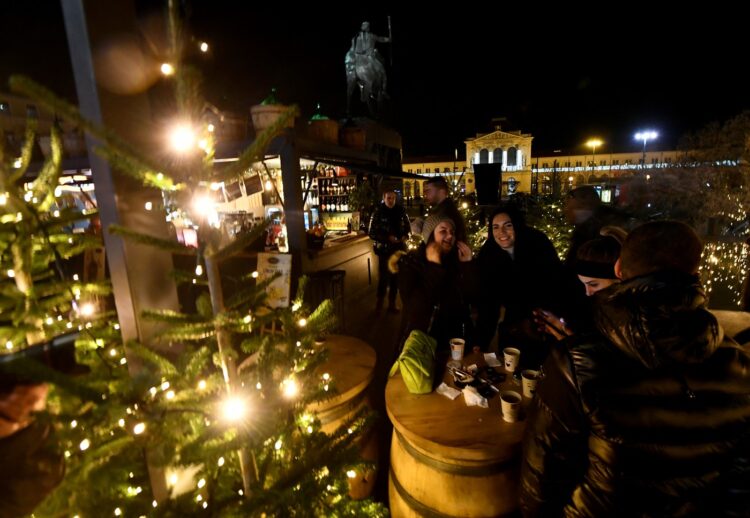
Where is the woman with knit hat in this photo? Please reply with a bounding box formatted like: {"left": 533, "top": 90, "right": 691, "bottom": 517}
{"left": 535, "top": 226, "right": 626, "bottom": 340}
{"left": 389, "top": 214, "right": 474, "bottom": 355}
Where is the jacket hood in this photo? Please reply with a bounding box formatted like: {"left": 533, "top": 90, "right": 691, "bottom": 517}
{"left": 594, "top": 270, "right": 723, "bottom": 369}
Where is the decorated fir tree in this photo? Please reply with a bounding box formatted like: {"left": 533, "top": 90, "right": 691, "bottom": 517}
{"left": 1, "top": 3, "right": 386, "bottom": 516}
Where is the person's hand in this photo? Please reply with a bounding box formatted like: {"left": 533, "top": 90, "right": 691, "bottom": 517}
{"left": 0, "top": 384, "right": 49, "bottom": 439}
{"left": 533, "top": 309, "right": 573, "bottom": 341}
{"left": 426, "top": 242, "right": 442, "bottom": 264}
{"left": 456, "top": 241, "right": 472, "bottom": 262}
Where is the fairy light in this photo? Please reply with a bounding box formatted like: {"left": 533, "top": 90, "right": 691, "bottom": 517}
{"left": 217, "top": 456, "right": 225, "bottom": 467}
{"left": 109, "top": 348, "right": 117, "bottom": 357}
{"left": 161, "top": 63, "right": 175, "bottom": 76}
{"left": 297, "top": 318, "right": 307, "bottom": 327}
{"left": 199, "top": 41, "right": 209, "bottom": 52}
{"left": 195, "top": 264, "right": 203, "bottom": 276}
{"left": 166, "top": 390, "right": 175, "bottom": 400}
{"left": 79, "top": 303, "right": 96, "bottom": 317}
{"left": 5, "top": 341, "right": 12, "bottom": 350}
{"left": 198, "top": 380, "right": 207, "bottom": 390}
{"left": 144, "top": 201, "right": 153, "bottom": 211}
{"left": 0, "top": 193, "right": 6, "bottom": 205}
{"left": 251, "top": 271, "right": 259, "bottom": 278}
{"left": 114, "top": 508, "right": 122, "bottom": 516}
{"left": 7, "top": 269, "right": 15, "bottom": 278}
{"left": 53, "top": 210, "right": 60, "bottom": 217}
{"left": 274, "top": 439, "right": 282, "bottom": 450}
{"left": 243, "top": 315, "right": 252, "bottom": 324}
{"left": 197, "top": 478, "right": 206, "bottom": 488}
{"left": 282, "top": 378, "right": 299, "bottom": 399}
{"left": 79, "top": 438, "right": 91, "bottom": 451}
{"left": 150, "top": 387, "right": 158, "bottom": 396}
{"left": 346, "top": 470, "right": 357, "bottom": 479}
{"left": 256, "top": 382, "right": 262, "bottom": 390}
{"left": 118, "top": 419, "right": 125, "bottom": 427}
{"left": 133, "top": 422, "right": 146, "bottom": 435}
{"left": 152, "top": 500, "right": 158, "bottom": 508}
{"left": 161, "top": 381, "right": 170, "bottom": 390}
{"left": 207, "top": 123, "right": 215, "bottom": 133}
{"left": 221, "top": 396, "right": 248, "bottom": 422}
{"left": 70, "top": 420, "right": 78, "bottom": 428}
{"left": 292, "top": 302, "right": 301, "bottom": 312}
{"left": 322, "top": 373, "right": 330, "bottom": 381}
{"left": 202, "top": 502, "right": 208, "bottom": 509}
{"left": 238, "top": 489, "right": 244, "bottom": 496}
{"left": 169, "top": 473, "right": 178, "bottom": 486}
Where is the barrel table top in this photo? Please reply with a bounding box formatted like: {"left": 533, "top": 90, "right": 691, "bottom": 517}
{"left": 309, "top": 334, "right": 376, "bottom": 412}
{"left": 386, "top": 351, "right": 527, "bottom": 463}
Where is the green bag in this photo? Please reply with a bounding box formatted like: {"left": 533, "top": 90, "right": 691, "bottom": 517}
{"left": 389, "top": 330, "right": 437, "bottom": 394}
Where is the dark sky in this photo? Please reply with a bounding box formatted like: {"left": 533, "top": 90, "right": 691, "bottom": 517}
{"left": 2, "top": 2, "right": 748, "bottom": 158}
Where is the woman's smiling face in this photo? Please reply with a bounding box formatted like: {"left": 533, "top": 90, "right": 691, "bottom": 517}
{"left": 492, "top": 213, "right": 515, "bottom": 250}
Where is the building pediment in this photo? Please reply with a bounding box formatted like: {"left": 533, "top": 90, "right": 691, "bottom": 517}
{"left": 466, "top": 130, "right": 533, "bottom": 144}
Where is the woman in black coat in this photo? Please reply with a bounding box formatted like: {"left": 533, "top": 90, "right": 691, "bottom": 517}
{"left": 474, "top": 205, "right": 567, "bottom": 365}
{"left": 391, "top": 214, "right": 474, "bottom": 354}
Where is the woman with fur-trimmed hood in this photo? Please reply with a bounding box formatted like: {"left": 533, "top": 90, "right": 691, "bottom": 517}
{"left": 389, "top": 214, "right": 474, "bottom": 354}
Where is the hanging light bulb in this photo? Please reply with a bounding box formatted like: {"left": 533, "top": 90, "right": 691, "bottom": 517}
{"left": 221, "top": 396, "right": 248, "bottom": 422}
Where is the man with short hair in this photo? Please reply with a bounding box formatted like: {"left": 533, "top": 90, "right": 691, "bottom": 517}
{"left": 368, "top": 190, "right": 410, "bottom": 314}
{"left": 521, "top": 221, "right": 750, "bottom": 517}
{"left": 423, "top": 177, "right": 466, "bottom": 243}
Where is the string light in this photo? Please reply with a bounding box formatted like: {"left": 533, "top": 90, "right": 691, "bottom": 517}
{"left": 251, "top": 271, "right": 259, "bottom": 278}
{"left": 144, "top": 201, "right": 153, "bottom": 211}
{"left": 70, "top": 420, "right": 78, "bottom": 428}
{"left": 297, "top": 318, "right": 307, "bottom": 327}
{"left": 79, "top": 303, "right": 96, "bottom": 317}
{"left": 346, "top": 470, "right": 357, "bottom": 479}
{"left": 217, "top": 457, "right": 225, "bottom": 466}
{"left": 166, "top": 390, "right": 175, "bottom": 400}
{"left": 0, "top": 193, "right": 6, "bottom": 205}
{"left": 282, "top": 378, "right": 299, "bottom": 399}
{"left": 161, "top": 381, "right": 170, "bottom": 390}
{"left": 5, "top": 341, "right": 13, "bottom": 350}
{"left": 195, "top": 264, "right": 203, "bottom": 276}
{"left": 199, "top": 41, "right": 209, "bottom": 52}
{"left": 197, "top": 478, "right": 206, "bottom": 488}
{"left": 133, "top": 422, "right": 146, "bottom": 435}
{"left": 80, "top": 439, "right": 91, "bottom": 451}
{"left": 221, "top": 396, "right": 248, "bottom": 422}
{"left": 274, "top": 439, "right": 283, "bottom": 450}
{"left": 6, "top": 269, "right": 15, "bottom": 278}
{"left": 198, "top": 380, "right": 207, "bottom": 390}
{"left": 161, "top": 63, "right": 175, "bottom": 76}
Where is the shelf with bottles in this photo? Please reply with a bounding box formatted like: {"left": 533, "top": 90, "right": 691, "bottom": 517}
{"left": 307, "top": 172, "right": 357, "bottom": 213}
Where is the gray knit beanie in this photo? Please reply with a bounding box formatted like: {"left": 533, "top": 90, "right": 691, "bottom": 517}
{"left": 421, "top": 214, "right": 455, "bottom": 243}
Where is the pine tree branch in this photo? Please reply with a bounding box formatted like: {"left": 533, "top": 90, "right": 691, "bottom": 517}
{"left": 109, "top": 224, "right": 195, "bottom": 255}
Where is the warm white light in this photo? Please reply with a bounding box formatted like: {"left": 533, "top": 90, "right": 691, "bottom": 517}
{"left": 0, "top": 193, "right": 6, "bottom": 205}
{"left": 152, "top": 500, "right": 158, "bottom": 508}
{"left": 166, "top": 390, "right": 175, "bottom": 400}
{"left": 202, "top": 502, "right": 208, "bottom": 509}
{"left": 200, "top": 41, "right": 209, "bottom": 52}
{"left": 195, "top": 264, "right": 203, "bottom": 276}
{"left": 144, "top": 201, "right": 153, "bottom": 211}
{"left": 251, "top": 271, "right": 259, "bottom": 278}
{"left": 282, "top": 378, "right": 299, "bottom": 399}
{"left": 114, "top": 508, "right": 122, "bottom": 516}
{"left": 346, "top": 470, "right": 357, "bottom": 479}
{"left": 222, "top": 396, "right": 248, "bottom": 421}
{"left": 53, "top": 210, "right": 60, "bottom": 217}
{"left": 217, "top": 456, "right": 225, "bottom": 466}
{"left": 79, "top": 303, "right": 96, "bottom": 317}
{"left": 70, "top": 420, "right": 78, "bottom": 428}
{"left": 197, "top": 478, "right": 206, "bottom": 488}
{"left": 109, "top": 348, "right": 117, "bottom": 357}
{"left": 161, "top": 381, "right": 170, "bottom": 391}
{"left": 161, "top": 63, "right": 175, "bottom": 76}
{"left": 635, "top": 130, "right": 658, "bottom": 143}
{"left": 198, "top": 380, "right": 207, "bottom": 390}
{"left": 322, "top": 373, "right": 330, "bottom": 381}
{"left": 5, "top": 341, "right": 12, "bottom": 350}
{"left": 265, "top": 179, "right": 273, "bottom": 191}
{"left": 274, "top": 439, "right": 282, "bottom": 450}
{"left": 45, "top": 317, "right": 54, "bottom": 325}
{"left": 192, "top": 195, "right": 214, "bottom": 217}
{"left": 198, "top": 138, "right": 209, "bottom": 151}
{"left": 133, "top": 422, "right": 146, "bottom": 435}
{"left": 292, "top": 302, "right": 301, "bottom": 312}
{"left": 256, "top": 382, "right": 262, "bottom": 390}
{"left": 169, "top": 473, "right": 178, "bottom": 486}
{"left": 54, "top": 186, "right": 63, "bottom": 197}
{"left": 118, "top": 419, "right": 125, "bottom": 427}
{"left": 462, "top": 202, "right": 468, "bottom": 209}
{"left": 297, "top": 318, "right": 307, "bottom": 327}
{"left": 307, "top": 425, "right": 313, "bottom": 433}
{"left": 207, "top": 123, "right": 215, "bottom": 133}
{"left": 79, "top": 438, "right": 91, "bottom": 451}
{"left": 13, "top": 158, "right": 22, "bottom": 169}
{"left": 7, "top": 269, "right": 15, "bottom": 278}
{"left": 120, "top": 358, "right": 127, "bottom": 365}
{"left": 169, "top": 124, "right": 196, "bottom": 152}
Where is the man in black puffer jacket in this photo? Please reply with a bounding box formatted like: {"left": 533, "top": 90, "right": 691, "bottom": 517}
{"left": 521, "top": 221, "right": 750, "bottom": 517}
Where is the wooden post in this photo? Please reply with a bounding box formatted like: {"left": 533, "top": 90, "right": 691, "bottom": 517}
{"left": 61, "top": 0, "right": 181, "bottom": 502}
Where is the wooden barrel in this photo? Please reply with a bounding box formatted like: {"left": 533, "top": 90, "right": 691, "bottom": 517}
{"left": 386, "top": 351, "right": 527, "bottom": 517}
{"left": 308, "top": 334, "right": 377, "bottom": 499}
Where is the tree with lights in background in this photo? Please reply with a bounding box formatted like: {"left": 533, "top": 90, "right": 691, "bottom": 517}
{"left": 0, "top": 2, "right": 386, "bottom": 516}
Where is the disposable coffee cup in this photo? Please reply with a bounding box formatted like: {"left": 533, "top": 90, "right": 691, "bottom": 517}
{"left": 503, "top": 347, "right": 521, "bottom": 373}
{"left": 522, "top": 369, "right": 541, "bottom": 398}
{"left": 500, "top": 390, "right": 522, "bottom": 423}
{"left": 450, "top": 338, "right": 465, "bottom": 361}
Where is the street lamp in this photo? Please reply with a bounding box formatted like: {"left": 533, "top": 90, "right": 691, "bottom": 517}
{"left": 634, "top": 130, "right": 658, "bottom": 171}
{"left": 586, "top": 139, "right": 602, "bottom": 172}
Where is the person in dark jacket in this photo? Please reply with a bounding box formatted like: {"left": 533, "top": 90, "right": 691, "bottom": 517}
{"left": 474, "top": 204, "right": 567, "bottom": 363}
{"left": 521, "top": 221, "right": 750, "bottom": 517}
{"left": 390, "top": 214, "right": 474, "bottom": 354}
{"left": 424, "top": 177, "right": 467, "bottom": 243}
{"left": 368, "top": 190, "right": 411, "bottom": 314}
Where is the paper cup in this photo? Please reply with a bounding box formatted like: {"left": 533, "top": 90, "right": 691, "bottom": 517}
{"left": 500, "top": 390, "right": 522, "bottom": 423}
{"left": 450, "top": 338, "right": 465, "bottom": 361}
{"left": 503, "top": 347, "right": 521, "bottom": 373}
{"left": 522, "top": 369, "right": 541, "bottom": 398}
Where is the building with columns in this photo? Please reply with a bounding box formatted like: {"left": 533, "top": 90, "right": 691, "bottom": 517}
{"left": 402, "top": 123, "right": 684, "bottom": 203}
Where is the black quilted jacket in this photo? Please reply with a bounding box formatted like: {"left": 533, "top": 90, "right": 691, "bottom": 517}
{"left": 520, "top": 270, "right": 750, "bottom": 517}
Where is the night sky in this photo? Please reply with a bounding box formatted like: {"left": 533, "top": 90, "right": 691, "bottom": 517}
{"left": 2, "top": 2, "right": 748, "bottom": 158}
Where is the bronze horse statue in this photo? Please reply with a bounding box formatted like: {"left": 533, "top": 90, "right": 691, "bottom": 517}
{"left": 345, "top": 22, "right": 389, "bottom": 117}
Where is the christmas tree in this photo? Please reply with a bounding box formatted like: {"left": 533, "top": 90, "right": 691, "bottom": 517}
{"left": 1, "top": 3, "right": 385, "bottom": 516}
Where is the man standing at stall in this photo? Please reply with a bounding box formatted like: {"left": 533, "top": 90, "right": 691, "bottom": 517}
{"left": 369, "top": 190, "right": 411, "bottom": 314}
